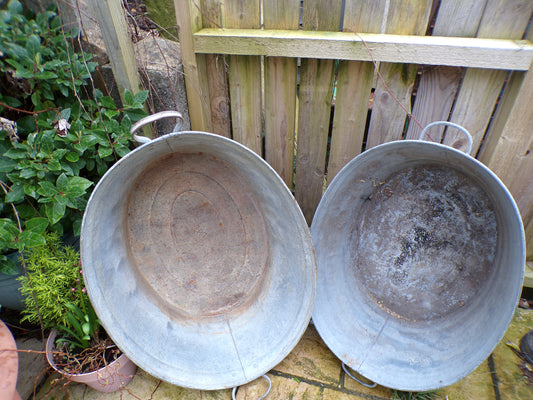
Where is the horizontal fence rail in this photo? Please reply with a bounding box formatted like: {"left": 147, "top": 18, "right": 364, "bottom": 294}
{"left": 194, "top": 29, "right": 533, "bottom": 70}
{"left": 174, "top": 0, "right": 533, "bottom": 266}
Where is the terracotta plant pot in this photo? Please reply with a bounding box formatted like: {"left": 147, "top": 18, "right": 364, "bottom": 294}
{"left": 46, "top": 330, "right": 136, "bottom": 393}
{"left": 0, "top": 319, "right": 22, "bottom": 400}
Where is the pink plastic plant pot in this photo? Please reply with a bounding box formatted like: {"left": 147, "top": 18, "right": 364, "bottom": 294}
{"left": 0, "top": 320, "right": 22, "bottom": 400}
{"left": 46, "top": 330, "right": 137, "bottom": 393}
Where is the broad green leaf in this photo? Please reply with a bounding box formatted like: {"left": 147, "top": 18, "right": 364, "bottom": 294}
{"left": 25, "top": 217, "right": 49, "bottom": 233}
{"left": 23, "top": 184, "right": 37, "bottom": 199}
{"left": 18, "top": 230, "right": 46, "bottom": 250}
{"left": 134, "top": 90, "right": 149, "bottom": 104}
{"left": 63, "top": 176, "right": 92, "bottom": 197}
{"left": 114, "top": 144, "right": 131, "bottom": 158}
{"left": 98, "top": 146, "right": 113, "bottom": 158}
{"left": 19, "top": 167, "right": 36, "bottom": 179}
{"left": 5, "top": 184, "right": 24, "bottom": 203}
{"left": 26, "top": 34, "right": 41, "bottom": 58}
{"left": 82, "top": 322, "right": 90, "bottom": 336}
{"left": 60, "top": 108, "right": 71, "bottom": 120}
{"left": 45, "top": 201, "right": 65, "bottom": 225}
{"left": 80, "top": 134, "right": 100, "bottom": 148}
{"left": 4, "top": 148, "right": 27, "bottom": 159}
{"left": 37, "top": 180, "right": 58, "bottom": 197}
{"left": 72, "top": 218, "right": 82, "bottom": 236}
{"left": 53, "top": 149, "right": 68, "bottom": 159}
{"left": 5, "top": 42, "right": 29, "bottom": 61}
{"left": 0, "top": 158, "right": 17, "bottom": 172}
{"left": 99, "top": 96, "right": 116, "bottom": 109}
{"left": 123, "top": 90, "right": 134, "bottom": 106}
{"left": 65, "top": 152, "right": 79, "bottom": 162}
{"left": 0, "top": 218, "right": 19, "bottom": 235}
{"left": 1, "top": 96, "right": 22, "bottom": 107}
{"left": 56, "top": 173, "right": 68, "bottom": 192}
{"left": 46, "top": 159, "right": 61, "bottom": 171}
{"left": 123, "top": 108, "right": 147, "bottom": 122}
{"left": 35, "top": 71, "right": 57, "bottom": 80}
{"left": 0, "top": 257, "right": 18, "bottom": 276}
{"left": 8, "top": 0, "right": 23, "bottom": 14}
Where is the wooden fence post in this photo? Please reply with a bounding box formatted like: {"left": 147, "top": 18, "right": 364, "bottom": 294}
{"left": 90, "top": 0, "right": 143, "bottom": 99}
{"left": 174, "top": 0, "right": 212, "bottom": 132}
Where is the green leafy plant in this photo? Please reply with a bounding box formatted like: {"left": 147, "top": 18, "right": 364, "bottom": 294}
{"left": 18, "top": 232, "right": 116, "bottom": 374}
{"left": 0, "top": 0, "right": 148, "bottom": 274}
{"left": 56, "top": 302, "right": 100, "bottom": 350}
{"left": 17, "top": 232, "right": 85, "bottom": 329}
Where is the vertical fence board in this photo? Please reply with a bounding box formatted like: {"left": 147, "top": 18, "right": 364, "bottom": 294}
{"left": 201, "top": 0, "right": 231, "bottom": 138}
{"left": 406, "top": 0, "right": 486, "bottom": 140}
{"left": 263, "top": 0, "right": 300, "bottom": 185}
{"left": 366, "top": 0, "right": 432, "bottom": 148}
{"left": 224, "top": 0, "right": 263, "bottom": 154}
{"left": 294, "top": 0, "right": 342, "bottom": 224}
{"left": 90, "top": 0, "right": 143, "bottom": 100}
{"left": 327, "top": 1, "right": 386, "bottom": 180}
{"left": 174, "top": 0, "right": 211, "bottom": 131}
{"left": 442, "top": 0, "right": 533, "bottom": 154}
{"left": 478, "top": 67, "right": 533, "bottom": 260}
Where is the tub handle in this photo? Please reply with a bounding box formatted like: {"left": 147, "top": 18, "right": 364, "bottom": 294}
{"left": 130, "top": 111, "right": 184, "bottom": 144}
{"left": 232, "top": 374, "right": 271, "bottom": 400}
{"left": 342, "top": 362, "right": 377, "bottom": 388}
{"left": 419, "top": 121, "right": 473, "bottom": 154}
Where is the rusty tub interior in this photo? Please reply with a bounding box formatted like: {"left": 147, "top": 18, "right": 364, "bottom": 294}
{"left": 81, "top": 131, "right": 316, "bottom": 390}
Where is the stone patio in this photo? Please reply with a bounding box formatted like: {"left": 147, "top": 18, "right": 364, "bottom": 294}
{"left": 13, "top": 307, "right": 533, "bottom": 400}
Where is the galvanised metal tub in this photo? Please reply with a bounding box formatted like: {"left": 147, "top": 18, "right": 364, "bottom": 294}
{"left": 80, "top": 112, "right": 316, "bottom": 390}
{"left": 311, "top": 122, "right": 525, "bottom": 391}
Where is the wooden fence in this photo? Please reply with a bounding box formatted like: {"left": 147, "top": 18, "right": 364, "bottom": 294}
{"left": 171, "top": 0, "right": 533, "bottom": 263}
{"left": 91, "top": 0, "right": 533, "bottom": 282}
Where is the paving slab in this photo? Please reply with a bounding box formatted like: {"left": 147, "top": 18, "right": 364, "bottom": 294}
{"left": 491, "top": 308, "right": 533, "bottom": 400}
{"left": 31, "top": 308, "right": 533, "bottom": 400}
{"left": 273, "top": 323, "right": 341, "bottom": 386}
{"left": 16, "top": 337, "right": 48, "bottom": 400}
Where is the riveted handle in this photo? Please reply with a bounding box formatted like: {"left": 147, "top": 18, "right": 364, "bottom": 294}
{"left": 419, "top": 121, "right": 473, "bottom": 154}
{"left": 130, "top": 111, "right": 184, "bottom": 144}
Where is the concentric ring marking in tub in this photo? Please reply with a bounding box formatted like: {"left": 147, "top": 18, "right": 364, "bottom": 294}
{"left": 311, "top": 140, "right": 524, "bottom": 391}
{"left": 81, "top": 132, "right": 316, "bottom": 390}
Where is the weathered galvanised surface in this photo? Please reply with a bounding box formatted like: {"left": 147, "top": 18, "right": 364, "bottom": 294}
{"left": 311, "top": 139, "right": 525, "bottom": 391}
{"left": 81, "top": 130, "right": 316, "bottom": 390}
